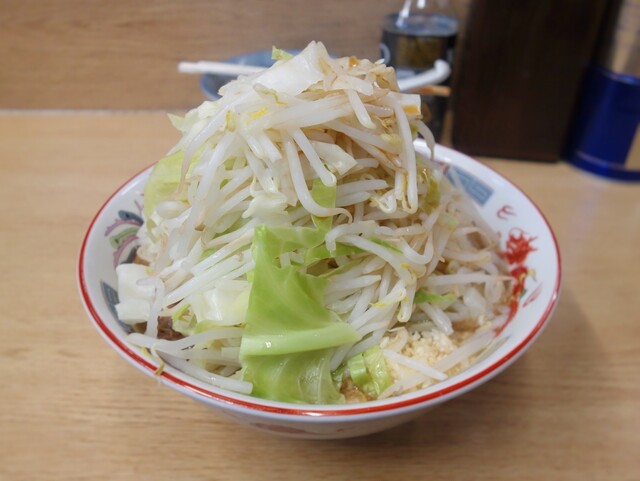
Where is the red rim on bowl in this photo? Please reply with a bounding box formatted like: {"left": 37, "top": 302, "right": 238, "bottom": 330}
{"left": 78, "top": 151, "right": 562, "bottom": 417}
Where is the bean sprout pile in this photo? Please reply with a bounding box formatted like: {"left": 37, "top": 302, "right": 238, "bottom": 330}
{"left": 116, "top": 42, "right": 513, "bottom": 404}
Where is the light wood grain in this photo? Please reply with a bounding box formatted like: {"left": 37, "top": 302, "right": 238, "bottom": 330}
{"left": 1, "top": 113, "right": 639, "bottom": 481}
{"left": 0, "top": 0, "right": 471, "bottom": 109}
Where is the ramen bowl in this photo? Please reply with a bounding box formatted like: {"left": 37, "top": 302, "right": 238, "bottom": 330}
{"left": 78, "top": 142, "right": 561, "bottom": 439}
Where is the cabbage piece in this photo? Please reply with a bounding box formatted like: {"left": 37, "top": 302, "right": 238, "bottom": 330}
{"left": 271, "top": 46, "right": 294, "bottom": 61}
{"left": 240, "top": 181, "right": 361, "bottom": 404}
{"left": 253, "top": 41, "right": 325, "bottom": 96}
{"left": 319, "top": 259, "right": 364, "bottom": 278}
{"left": 143, "top": 147, "right": 203, "bottom": 218}
{"left": 170, "top": 302, "right": 195, "bottom": 335}
{"left": 414, "top": 290, "right": 456, "bottom": 305}
{"left": 142, "top": 151, "right": 187, "bottom": 217}
{"left": 331, "top": 364, "right": 346, "bottom": 387}
{"left": 362, "top": 346, "right": 393, "bottom": 396}
{"left": 347, "top": 351, "right": 371, "bottom": 388}
{"left": 114, "top": 264, "right": 154, "bottom": 324}
{"left": 243, "top": 350, "right": 344, "bottom": 404}
{"left": 168, "top": 102, "right": 220, "bottom": 135}
{"left": 422, "top": 172, "right": 441, "bottom": 213}
{"left": 310, "top": 141, "right": 357, "bottom": 176}
{"left": 243, "top": 191, "right": 289, "bottom": 225}
{"left": 240, "top": 225, "right": 360, "bottom": 357}
{"left": 346, "top": 346, "right": 393, "bottom": 399}
{"left": 304, "top": 243, "right": 363, "bottom": 265}
{"left": 188, "top": 285, "right": 250, "bottom": 327}
{"left": 308, "top": 177, "right": 336, "bottom": 231}
{"left": 240, "top": 225, "right": 361, "bottom": 403}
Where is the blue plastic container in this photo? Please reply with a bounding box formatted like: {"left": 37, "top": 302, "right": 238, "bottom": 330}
{"left": 568, "top": 66, "right": 640, "bottom": 181}
{"left": 566, "top": 0, "right": 640, "bottom": 181}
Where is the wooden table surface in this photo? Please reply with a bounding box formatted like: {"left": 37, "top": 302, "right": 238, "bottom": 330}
{"left": 1, "top": 113, "right": 639, "bottom": 481}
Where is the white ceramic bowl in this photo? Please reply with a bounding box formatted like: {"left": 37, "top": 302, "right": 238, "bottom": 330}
{"left": 78, "top": 142, "right": 561, "bottom": 439}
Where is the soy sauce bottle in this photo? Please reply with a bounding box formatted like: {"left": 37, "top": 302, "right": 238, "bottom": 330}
{"left": 381, "top": 0, "right": 458, "bottom": 140}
